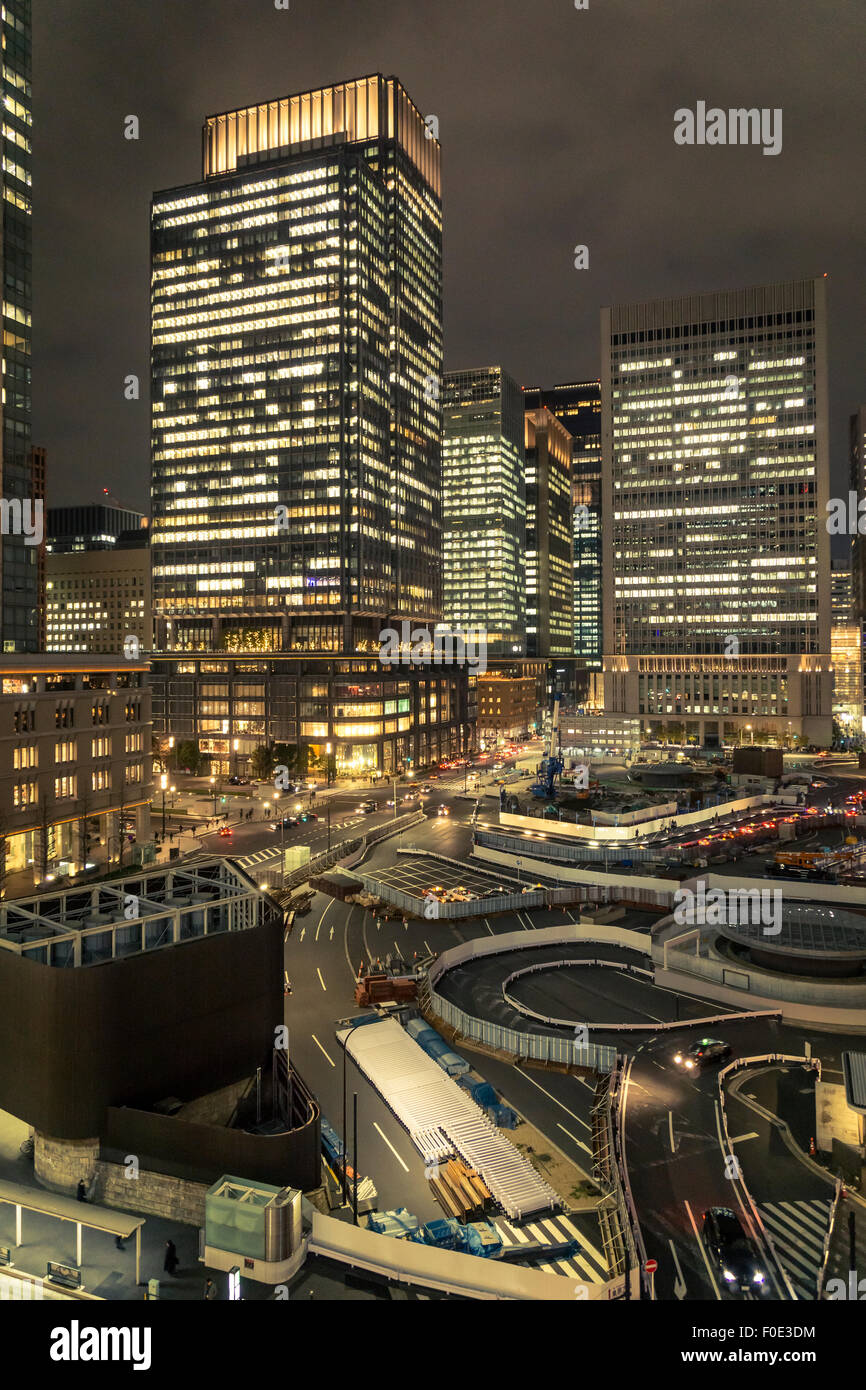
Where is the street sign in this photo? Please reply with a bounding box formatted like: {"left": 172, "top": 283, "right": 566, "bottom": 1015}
{"left": 644, "top": 1259, "right": 658, "bottom": 1275}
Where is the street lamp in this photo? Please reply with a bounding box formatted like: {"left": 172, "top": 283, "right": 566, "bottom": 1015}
{"left": 232, "top": 737, "right": 240, "bottom": 778}
{"left": 209, "top": 775, "right": 218, "bottom": 817}
{"left": 160, "top": 772, "right": 168, "bottom": 838}
{"left": 325, "top": 742, "right": 333, "bottom": 789}
{"left": 340, "top": 1018, "right": 366, "bottom": 1220}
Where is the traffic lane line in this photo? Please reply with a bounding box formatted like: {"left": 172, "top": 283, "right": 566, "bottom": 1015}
{"left": 373, "top": 1122, "right": 410, "bottom": 1171}
{"left": 517, "top": 1068, "right": 590, "bottom": 1126}
{"left": 556, "top": 1122, "right": 592, "bottom": 1155}
{"left": 684, "top": 1199, "right": 722, "bottom": 1300}
{"left": 311, "top": 1034, "right": 335, "bottom": 1067}
{"left": 316, "top": 967, "right": 327, "bottom": 991}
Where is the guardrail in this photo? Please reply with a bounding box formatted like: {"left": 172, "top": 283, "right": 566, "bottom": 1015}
{"left": 816, "top": 1178, "right": 844, "bottom": 1300}
{"left": 611, "top": 1057, "right": 649, "bottom": 1297}
{"left": 716, "top": 1053, "right": 823, "bottom": 1300}
{"left": 424, "top": 982, "right": 617, "bottom": 1072}
{"left": 501, "top": 958, "right": 779, "bottom": 1033}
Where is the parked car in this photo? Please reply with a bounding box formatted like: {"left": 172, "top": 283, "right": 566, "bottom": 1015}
{"left": 702, "top": 1207, "right": 768, "bottom": 1294}
{"left": 673, "top": 1037, "right": 732, "bottom": 1073}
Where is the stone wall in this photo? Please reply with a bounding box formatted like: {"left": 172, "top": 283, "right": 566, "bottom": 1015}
{"left": 92, "top": 1161, "right": 208, "bottom": 1227}
{"left": 34, "top": 1132, "right": 99, "bottom": 1195}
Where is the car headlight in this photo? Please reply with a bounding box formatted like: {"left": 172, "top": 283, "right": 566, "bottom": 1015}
{"left": 753, "top": 1271, "right": 765, "bottom": 1284}
{"left": 673, "top": 1054, "right": 683, "bottom": 1064}
{"left": 722, "top": 1269, "right": 736, "bottom": 1283}
{"left": 685, "top": 1059, "right": 695, "bottom": 1070}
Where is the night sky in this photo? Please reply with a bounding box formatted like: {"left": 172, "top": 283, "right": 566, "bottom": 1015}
{"left": 35, "top": 0, "right": 865, "bottom": 513}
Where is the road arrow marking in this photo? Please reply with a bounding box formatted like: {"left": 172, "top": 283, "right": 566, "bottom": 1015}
{"left": 668, "top": 1239, "right": 687, "bottom": 1300}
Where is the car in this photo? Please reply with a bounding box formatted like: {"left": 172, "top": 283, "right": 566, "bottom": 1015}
{"left": 437, "top": 804, "right": 450, "bottom": 816}
{"left": 269, "top": 815, "right": 300, "bottom": 831}
{"left": 359, "top": 800, "right": 377, "bottom": 813}
{"left": 227, "top": 775, "right": 250, "bottom": 786}
{"left": 673, "top": 1037, "right": 732, "bottom": 1073}
{"left": 419, "top": 784, "right": 432, "bottom": 793}
{"left": 218, "top": 826, "right": 232, "bottom": 837}
{"left": 702, "top": 1207, "right": 768, "bottom": 1294}
{"left": 300, "top": 811, "right": 318, "bottom": 822}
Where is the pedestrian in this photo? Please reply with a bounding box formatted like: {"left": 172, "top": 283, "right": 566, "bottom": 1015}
{"left": 203, "top": 1277, "right": 217, "bottom": 1300}
{"left": 164, "top": 1239, "right": 179, "bottom": 1277}
{"left": 76, "top": 1179, "right": 88, "bottom": 1202}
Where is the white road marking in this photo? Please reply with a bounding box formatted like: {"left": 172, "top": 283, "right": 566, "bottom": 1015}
{"left": 373, "top": 1122, "right": 409, "bottom": 1171}
{"left": 557, "top": 1122, "right": 592, "bottom": 1155}
{"left": 299, "top": 927, "right": 306, "bottom": 942}
{"left": 730, "top": 1132, "right": 759, "bottom": 1144}
{"left": 519, "top": 1069, "right": 587, "bottom": 1125}
{"left": 668, "top": 1110, "right": 676, "bottom": 1152}
{"left": 316, "top": 968, "right": 326, "bottom": 992}
{"left": 684, "top": 1199, "right": 721, "bottom": 1300}
{"left": 311, "top": 1034, "right": 335, "bottom": 1067}
{"left": 669, "top": 1239, "right": 688, "bottom": 1300}
{"left": 483, "top": 918, "right": 494, "bottom": 935}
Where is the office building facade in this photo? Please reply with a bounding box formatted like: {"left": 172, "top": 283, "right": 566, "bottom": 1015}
{"left": 45, "top": 533, "right": 151, "bottom": 655}
{"left": 602, "top": 277, "right": 832, "bottom": 747}
{"left": 149, "top": 76, "right": 472, "bottom": 772}
{"left": 0, "top": 654, "right": 152, "bottom": 895}
{"left": 850, "top": 406, "right": 866, "bottom": 721}
{"left": 151, "top": 74, "right": 442, "bottom": 657}
{"left": 524, "top": 406, "right": 573, "bottom": 659}
{"left": 1, "top": 0, "right": 36, "bottom": 651}
{"left": 831, "top": 557, "right": 863, "bottom": 733}
{"left": 524, "top": 382, "right": 602, "bottom": 668}
{"left": 442, "top": 367, "right": 525, "bottom": 656}
{"left": 46, "top": 504, "right": 146, "bottom": 554}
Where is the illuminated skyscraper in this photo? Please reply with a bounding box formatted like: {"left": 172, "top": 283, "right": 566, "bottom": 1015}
{"left": 602, "top": 277, "right": 832, "bottom": 747}
{"left": 524, "top": 406, "right": 573, "bottom": 659}
{"left": 525, "top": 381, "right": 602, "bottom": 667}
{"left": 149, "top": 77, "right": 472, "bottom": 777}
{"left": 442, "top": 367, "right": 525, "bottom": 656}
{"left": 850, "top": 405, "right": 866, "bottom": 723}
{"left": 151, "top": 75, "right": 442, "bottom": 655}
{"left": 1, "top": 0, "right": 35, "bottom": 651}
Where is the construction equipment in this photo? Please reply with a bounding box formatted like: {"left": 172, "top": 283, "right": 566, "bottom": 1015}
{"left": 354, "top": 969, "right": 419, "bottom": 1008}
{"left": 531, "top": 694, "right": 564, "bottom": 798}
{"left": 427, "top": 1157, "right": 492, "bottom": 1221}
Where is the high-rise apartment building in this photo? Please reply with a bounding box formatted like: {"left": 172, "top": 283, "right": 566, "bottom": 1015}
{"left": 1, "top": 0, "right": 35, "bottom": 652}
{"left": 524, "top": 406, "right": 573, "bottom": 659}
{"left": 442, "top": 367, "right": 525, "bottom": 656}
{"left": 602, "top": 277, "right": 832, "bottom": 747}
{"left": 151, "top": 74, "right": 442, "bottom": 657}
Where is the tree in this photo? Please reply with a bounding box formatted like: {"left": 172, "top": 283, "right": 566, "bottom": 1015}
{"left": 250, "top": 744, "right": 276, "bottom": 780}
{"left": 176, "top": 739, "right": 203, "bottom": 775}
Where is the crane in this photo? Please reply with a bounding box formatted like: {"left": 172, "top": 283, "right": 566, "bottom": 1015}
{"left": 531, "top": 694, "right": 564, "bottom": 798}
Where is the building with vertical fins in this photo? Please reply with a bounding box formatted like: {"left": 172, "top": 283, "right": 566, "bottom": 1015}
{"left": 849, "top": 406, "right": 866, "bottom": 725}
{"left": 149, "top": 76, "right": 473, "bottom": 776}
{"left": 602, "top": 277, "right": 832, "bottom": 747}
{"left": 1, "top": 0, "right": 36, "bottom": 651}
{"left": 442, "top": 367, "right": 525, "bottom": 656}
{"left": 524, "top": 405, "right": 573, "bottom": 660}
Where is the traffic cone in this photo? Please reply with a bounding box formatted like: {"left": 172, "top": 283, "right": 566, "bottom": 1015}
{"left": 809, "top": 1136, "right": 817, "bottom": 1156}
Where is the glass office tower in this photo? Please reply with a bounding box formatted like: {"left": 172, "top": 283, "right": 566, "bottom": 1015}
{"left": 525, "top": 381, "right": 602, "bottom": 666}
{"left": 151, "top": 75, "right": 442, "bottom": 655}
{"left": 602, "top": 277, "right": 832, "bottom": 747}
{"left": 442, "top": 367, "right": 525, "bottom": 656}
{"left": 525, "top": 406, "right": 573, "bottom": 659}
{"left": 1, "top": 0, "right": 35, "bottom": 651}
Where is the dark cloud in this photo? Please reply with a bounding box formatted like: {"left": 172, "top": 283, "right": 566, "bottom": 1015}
{"left": 35, "top": 0, "right": 865, "bottom": 510}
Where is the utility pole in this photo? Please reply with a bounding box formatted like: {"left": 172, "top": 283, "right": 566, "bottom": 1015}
{"left": 353, "top": 1091, "right": 359, "bottom": 1226}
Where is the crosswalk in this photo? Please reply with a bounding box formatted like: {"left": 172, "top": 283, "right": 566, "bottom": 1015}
{"left": 494, "top": 1212, "right": 609, "bottom": 1284}
{"left": 236, "top": 817, "right": 366, "bottom": 869}
{"left": 758, "top": 1198, "right": 832, "bottom": 1300}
